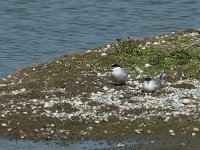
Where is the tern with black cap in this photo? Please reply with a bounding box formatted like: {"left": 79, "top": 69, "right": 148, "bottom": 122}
{"left": 111, "top": 63, "right": 128, "bottom": 85}
{"left": 142, "top": 72, "right": 164, "bottom": 92}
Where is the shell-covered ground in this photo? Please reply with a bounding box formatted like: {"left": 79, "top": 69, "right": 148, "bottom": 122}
{"left": 0, "top": 29, "right": 200, "bottom": 149}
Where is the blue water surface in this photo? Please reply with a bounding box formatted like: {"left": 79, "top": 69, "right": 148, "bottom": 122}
{"left": 0, "top": 137, "right": 149, "bottom": 150}
{"left": 0, "top": 0, "right": 200, "bottom": 77}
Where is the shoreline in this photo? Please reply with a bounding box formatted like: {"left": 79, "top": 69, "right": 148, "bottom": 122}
{"left": 0, "top": 28, "right": 200, "bottom": 149}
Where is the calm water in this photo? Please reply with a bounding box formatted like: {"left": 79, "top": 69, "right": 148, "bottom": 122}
{"left": 0, "top": 137, "right": 149, "bottom": 150}
{"left": 0, "top": 0, "right": 200, "bottom": 77}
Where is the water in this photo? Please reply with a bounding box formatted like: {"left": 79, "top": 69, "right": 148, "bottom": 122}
{"left": 0, "top": 0, "right": 200, "bottom": 77}
{"left": 0, "top": 137, "right": 149, "bottom": 150}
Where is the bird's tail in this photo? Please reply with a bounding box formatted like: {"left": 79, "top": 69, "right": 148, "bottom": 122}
{"left": 159, "top": 71, "right": 165, "bottom": 81}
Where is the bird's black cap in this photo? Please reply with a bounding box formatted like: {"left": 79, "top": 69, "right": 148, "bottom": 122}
{"left": 111, "top": 63, "right": 121, "bottom": 68}
{"left": 144, "top": 77, "right": 152, "bottom": 81}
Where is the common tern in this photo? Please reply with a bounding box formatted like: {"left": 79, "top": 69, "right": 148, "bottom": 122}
{"left": 142, "top": 72, "right": 164, "bottom": 92}
{"left": 111, "top": 64, "right": 128, "bottom": 85}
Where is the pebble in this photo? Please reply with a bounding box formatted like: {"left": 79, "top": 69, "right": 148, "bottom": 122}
{"left": 20, "top": 88, "right": 26, "bottom": 92}
{"left": 153, "top": 42, "right": 160, "bottom": 45}
{"left": 146, "top": 42, "right": 151, "bottom": 45}
{"left": 34, "top": 129, "right": 39, "bottom": 132}
{"left": 106, "top": 44, "right": 111, "bottom": 49}
{"left": 44, "top": 100, "right": 55, "bottom": 108}
{"left": 170, "top": 132, "right": 176, "bottom": 136}
{"left": 147, "top": 130, "right": 151, "bottom": 134}
{"left": 103, "top": 130, "right": 108, "bottom": 134}
{"left": 181, "top": 143, "right": 186, "bottom": 146}
{"left": 192, "top": 132, "right": 196, "bottom": 136}
{"left": 193, "top": 127, "right": 199, "bottom": 132}
{"left": 134, "top": 129, "right": 141, "bottom": 134}
{"left": 2, "top": 123, "right": 7, "bottom": 127}
{"left": 169, "top": 130, "right": 174, "bottom": 133}
{"left": 51, "top": 124, "right": 55, "bottom": 127}
{"left": 101, "top": 53, "right": 107, "bottom": 56}
{"left": 87, "top": 127, "right": 93, "bottom": 130}
{"left": 95, "top": 120, "right": 100, "bottom": 124}
{"left": 142, "top": 46, "right": 146, "bottom": 49}
{"left": 150, "top": 141, "right": 155, "bottom": 144}
{"left": 86, "top": 50, "right": 91, "bottom": 53}
{"left": 169, "top": 130, "right": 175, "bottom": 136}
{"left": 32, "top": 99, "right": 38, "bottom": 103}
{"left": 51, "top": 130, "right": 55, "bottom": 134}
{"left": 117, "top": 143, "right": 125, "bottom": 147}
{"left": 103, "top": 86, "right": 109, "bottom": 91}
{"left": 145, "top": 63, "right": 150, "bottom": 67}
{"left": 20, "top": 135, "right": 25, "bottom": 139}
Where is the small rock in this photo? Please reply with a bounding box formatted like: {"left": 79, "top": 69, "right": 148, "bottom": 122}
{"left": 153, "top": 42, "right": 160, "bottom": 45}
{"left": 101, "top": 53, "right": 107, "bottom": 56}
{"left": 170, "top": 132, "right": 176, "bottom": 136}
{"left": 2, "top": 123, "right": 7, "bottom": 127}
{"left": 97, "top": 72, "right": 107, "bottom": 77}
{"left": 59, "top": 130, "right": 65, "bottom": 133}
{"left": 34, "top": 129, "right": 39, "bottom": 132}
{"left": 51, "top": 124, "right": 55, "bottom": 127}
{"left": 169, "top": 129, "right": 175, "bottom": 136}
{"left": 193, "top": 127, "right": 199, "bottom": 132}
{"left": 146, "top": 42, "right": 151, "bottom": 45}
{"left": 164, "top": 116, "right": 170, "bottom": 122}
{"left": 145, "top": 64, "right": 151, "bottom": 67}
{"left": 150, "top": 141, "right": 155, "bottom": 144}
{"left": 181, "top": 143, "right": 186, "bottom": 146}
{"left": 95, "top": 120, "right": 100, "bottom": 124}
{"left": 51, "top": 130, "right": 55, "bottom": 134}
{"left": 44, "top": 100, "right": 55, "bottom": 108}
{"left": 12, "top": 90, "right": 20, "bottom": 95}
{"left": 86, "top": 50, "right": 91, "bottom": 53}
{"left": 117, "top": 143, "right": 125, "bottom": 147}
{"left": 20, "top": 88, "right": 26, "bottom": 92}
{"left": 192, "top": 132, "right": 196, "bottom": 136}
{"left": 161, "top": 40, "right": 166, "bottom": 43}
{"left": 20, "top": 135, "right": 25, "bottom": 139}
{"left": 147, "top": 130, "right": 151, "bottom": 134}
{"left": 135, "top": 129, "right": 141, "bottom": 134}
{"left": 87, "top": 127, "right": 93, "bottom": 130}
{"left": 32, "top": 99, "right": 37, "bottom": 103}
{"left": 106, "top": 44, "right": 111, "bottom": 49}
{"left": 103, "top": 86, "right": 109, "bottom": 91}
{"left": 142, "top": 47, "right": 146, "bottom": 49}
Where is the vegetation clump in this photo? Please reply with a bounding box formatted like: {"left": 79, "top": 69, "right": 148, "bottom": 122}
{"left": 111, "top": 29, "right": 200, "bottom": 78}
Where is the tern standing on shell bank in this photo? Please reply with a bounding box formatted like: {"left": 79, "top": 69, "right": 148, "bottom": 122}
{"left": 111, "top": 64, "right": 128, "bottom": 85}
{"left": 141, "top": 72, "right": 165, "bottom": 92}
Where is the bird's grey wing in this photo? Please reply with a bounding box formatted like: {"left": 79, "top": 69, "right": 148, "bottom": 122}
{"left": 152, "top": 78, "right": 162, "bottom": 89}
